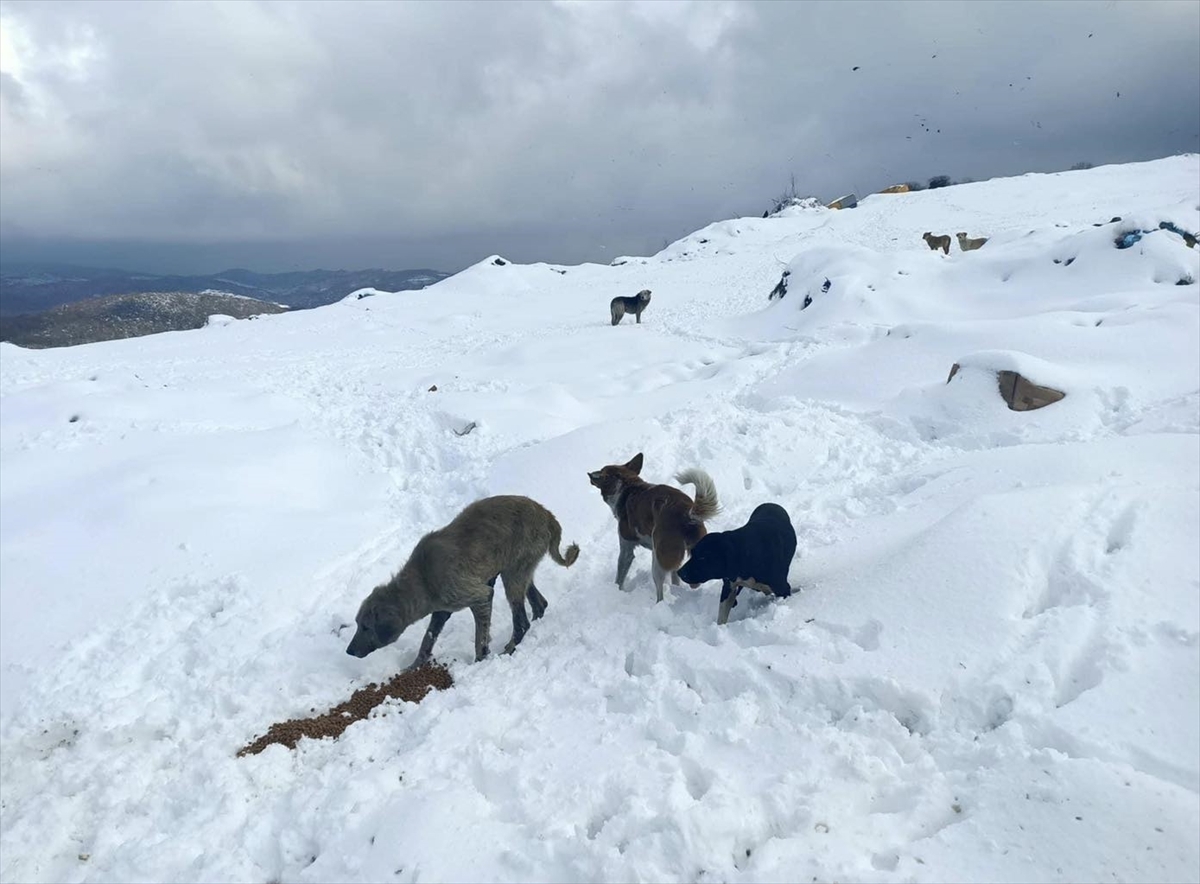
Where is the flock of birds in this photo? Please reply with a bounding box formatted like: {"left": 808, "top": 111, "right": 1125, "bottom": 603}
{"left": 849, "top": 29, "right": 1131, "bottom": 144}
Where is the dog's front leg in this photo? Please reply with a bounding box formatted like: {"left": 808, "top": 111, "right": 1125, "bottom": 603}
{"left": 717, "top": 579, "right": 740, "bottom": 625}
{"left": 615, "top": 537, "right": 637, "bottom": 590}
{"left": 409, "top": 610, "right": 451, "bottom": 669}
{"left": 470, "top": 585, "right": 494, "bottom": 661}
{"left": 771, "top": 575, "right": 792, "bottom": 599}
{"left": 471, "top": 602, "right": 492, "bottom": 661}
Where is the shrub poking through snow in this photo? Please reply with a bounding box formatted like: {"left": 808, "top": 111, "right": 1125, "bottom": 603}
{"left": 237, "top": 664, "right": 452, "bottom": 756}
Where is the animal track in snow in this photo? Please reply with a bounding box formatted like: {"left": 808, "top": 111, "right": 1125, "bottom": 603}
{"left": 1104, "top": 503, "right": 1138, "bottom": 554}
{"left": 1054, "top": 626, "right": 1112, "bottom": 708}
{"left": 986, "top": 694, "right": 1015, "bottom": 730}
{"left": 679, "top": 756, "right": 715, "bottom": 801}
{"left": 1024, "top": 526, "right": 1110, "bottom": 618}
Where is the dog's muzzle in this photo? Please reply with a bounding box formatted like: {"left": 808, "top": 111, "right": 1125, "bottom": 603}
{"left": 345, "top": 633, "right": 374, "bottom": 658}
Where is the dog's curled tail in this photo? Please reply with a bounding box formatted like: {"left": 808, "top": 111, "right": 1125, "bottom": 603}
{"left": 547, "top": 517, "right": 580, "bottom": 567}
{"left": 675, "top": 468, "right": 720, "bottom": 522}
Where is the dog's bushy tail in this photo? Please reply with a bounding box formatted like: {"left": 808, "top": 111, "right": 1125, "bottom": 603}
{"left": 675, "top": 468, "right": 720, "bottom": 522}
{"left": 547, "top": 516, "right": 580, "bottom": 567}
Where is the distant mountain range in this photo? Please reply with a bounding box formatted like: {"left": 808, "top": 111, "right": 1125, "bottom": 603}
{"left": 0, "top": 263, "right": 449, "bottom": 317}
{"left": 0, "top": 291, "right": 291, "bottom": 349}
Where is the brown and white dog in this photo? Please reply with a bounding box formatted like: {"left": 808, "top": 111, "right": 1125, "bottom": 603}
{"left": 588, "top": 452, "right": 720, "bottom": 602}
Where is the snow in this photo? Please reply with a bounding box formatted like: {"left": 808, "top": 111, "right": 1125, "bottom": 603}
{"left": 1, "top": 155, "right": 1198, "bottom": 883}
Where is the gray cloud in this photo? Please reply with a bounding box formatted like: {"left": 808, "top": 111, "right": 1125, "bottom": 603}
{"left": 1, "top": 0, "right": 1197, "bottom": 274}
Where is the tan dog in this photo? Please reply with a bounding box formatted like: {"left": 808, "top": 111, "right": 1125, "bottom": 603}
{"left": 923, "top": 232, "right": 951, "bottom": 255}
{"left": 588, "top": 453, "right": 719, "bottom": 602}
{"left": 956, "top": 232, "right": 989, "bottom": 251}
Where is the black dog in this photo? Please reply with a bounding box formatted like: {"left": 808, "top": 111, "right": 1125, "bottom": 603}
{"left": 677, "top": 503, "right": 796, "bottom": 624}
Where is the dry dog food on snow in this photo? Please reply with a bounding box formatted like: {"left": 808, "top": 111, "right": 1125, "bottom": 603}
{"left": 237, "top": 664, "right": 452, "bottom": 757}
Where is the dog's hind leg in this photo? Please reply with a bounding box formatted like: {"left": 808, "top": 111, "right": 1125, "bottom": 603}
{"left": 527, "top": 584, "right": 548, "bottom": 620}
{"left": 615, "top": 537, "right": 637, "bottom": 590}
{"left": 505, "top": 601, "right": 531, "bottom": 654}
{"left": 409, "top": 610, "right": 452, "bottom": 669}
{"left": 670, "top": 570, "right": 681, "bottom": 586}
{"left": 652, "top": 536, "right": 686, "bottom": 603}
{"left": 650, "top": 557, "right": 669, "bottom": 603}
{"left": 502, "top": 566, "right": 537, "bottom": 654}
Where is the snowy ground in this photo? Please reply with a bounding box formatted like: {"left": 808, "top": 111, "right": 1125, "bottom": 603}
{"left": 1, "top": 156, "right": 1198, "bottom": 884}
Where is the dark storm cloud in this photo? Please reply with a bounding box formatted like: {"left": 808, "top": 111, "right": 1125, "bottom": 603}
{"left": 1, "top": 0, "right": 1196, "bottom": 274}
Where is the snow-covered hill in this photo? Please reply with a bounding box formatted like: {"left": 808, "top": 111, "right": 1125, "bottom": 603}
{"left": 1, "top": 156, "right": 1197, "bottom": 884}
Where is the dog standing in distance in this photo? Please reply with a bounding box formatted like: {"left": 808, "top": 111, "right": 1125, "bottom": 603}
{"left": 922, "top": 232, "right": 951, "bottom": 255}
{"left": 677, "top": 503, "right": 797, "bottom": 624}
{"left": 610, "top": 289, "right": 652, "bottom": 326}
{"left": 956, "top": 232, "right": 989, "bottom": 251}
{"left": 588, "top": 453, "right": 719, "bottom": 602}
{"left": 345, "top": 495, "right": 579, "bottom": 668}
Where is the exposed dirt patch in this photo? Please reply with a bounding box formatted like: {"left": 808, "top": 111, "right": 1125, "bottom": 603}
{"left": 237, "top": 663, "right": 453, "bottom": 757}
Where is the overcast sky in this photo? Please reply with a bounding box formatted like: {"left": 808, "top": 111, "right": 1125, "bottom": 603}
{"left": 1, "top": 0, "right": 1197, "bottom": 275}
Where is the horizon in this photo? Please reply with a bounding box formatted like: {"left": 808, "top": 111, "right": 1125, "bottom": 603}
{"left": 2, "top": 0, "right": 1197, "bottom": 277}
{"left": 3, "top": 151, "right": 1194, "bottom": 279}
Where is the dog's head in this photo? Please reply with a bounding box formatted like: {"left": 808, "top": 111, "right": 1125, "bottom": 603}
{"left": 637, "top": 289, "right": 652, "bottom": 304}
{"left": 588, "top": 452, "right": 643, "bottom": 503}
{"left": 923, "top": 231, "right": 933, "bottom": 239}
{"left": 956, "top": 232, "right": 968, "bottom": 240}
{"left": 345, "top": 589, "right": 406, "bottom": 658}
{"left": 677, "top": 532, "right": 729, "bottom": 588}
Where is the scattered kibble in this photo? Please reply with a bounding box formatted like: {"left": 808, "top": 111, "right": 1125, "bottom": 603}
{"left": 237, "top": 664, "right": 452, "bottom": 757}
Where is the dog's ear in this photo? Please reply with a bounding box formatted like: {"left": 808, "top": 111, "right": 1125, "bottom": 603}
{"left": 625, "top": 453, "right": 644, "bottom": 474}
